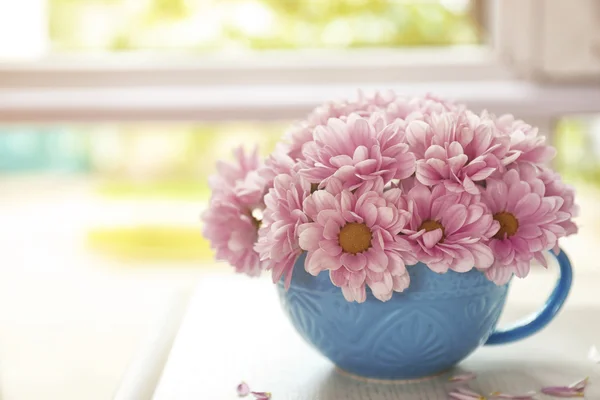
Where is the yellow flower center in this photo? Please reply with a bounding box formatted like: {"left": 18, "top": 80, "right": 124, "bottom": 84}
{"left": 338, "top": 222, "right": 372, "bottom": 254}
{"left": 419, "top": 219, "right": 445, "bottom": 241}
{"left": 493, "top": 211, "right": 519, "bottom": 239}
{"left": 250, "top": 208, "right": 263, "bottom": 230}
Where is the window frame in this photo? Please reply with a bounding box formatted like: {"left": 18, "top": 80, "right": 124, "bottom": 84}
{"left": 0, "top": 0, "right": 599, "bottom": 124}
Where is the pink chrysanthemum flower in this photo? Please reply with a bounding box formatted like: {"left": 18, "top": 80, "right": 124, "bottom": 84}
{"left": 202, "top": 147, "right": 267, "bottom": 276}
{"left": 255, "top": 171, "right": 311, "bottom": 289}
{"left": 496, "top": 114, "right": 557, "bottom": 166}
{"left": 299, "top": 113, "right": 416, "bottom": 192}
{"left": 285, "top": 91, "right": 398, "bottom": 160}
{"left": 298, "top": 181, "right": 415, "bottom": 302}
{"left": 394, "top": 183, "right": 497, "bottom": 273}
{"left": 209, "top": 146, "right": 261, "bottom": 196}
{"left": 540, "top": 170, "right": 578, "bottom": 237}
{"left": 407, "top": 111, "right": 519, "bottom": 194}
{"left": 514, "top": 163, "right": 579, "bottom": 253}
{"left": 481, "top": 169, "right": 567, "bottom": 285}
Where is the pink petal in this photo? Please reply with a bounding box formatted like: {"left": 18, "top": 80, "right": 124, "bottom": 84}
{"left": 515, "top": 193, "right": 542, "bottom": 217}
{"left": 451, "top": 248, "right": 475, "bottom": 272}
{"left": 355, "top": 159, "right": 378, "bottom": 175}
{"left": 533, "top": 251, "right": 548, "bottom": 268}
{"left": 348, "top": 269, "right": 367, "bottom": 288}
{"left": 469, "top": 243, "right": 494, "bottom": 269}
{"left": 366, "top": 250, "right": 389, "bottom": 272}
{"left": 298, "top": 225, "right": 322, "bottom": 251}
{"left": 352, "top": 145, "right": 369, "bottom": 162}
{"left": 448, "top": 372, "right": 477, "bottom": 382}
{"left": 342, "top": 285, "right": 366, "bottom": 303}
{"left": 416, "top": 163, "right": 442, "bottom": 186}
{"left": 363, "top": 203, "right": 378, "bottom": 227}
{"left": 395, "top": 151, "right": 417, "bottom": 179}
{"left": 506, "top": 181, "right": 531, "bottom": 211}
{"left": 470, "top": 166, "right": 496, "bottom": 181}
{"left": 340, "top": 191, "right": 353, "bottom": 214}
{"left": 447, "top": 141, "right": 464, "bottom": 158}
{"left": 485, "top": 265, "right": 513, "bottom": 285}
{"left": 392, "top": 273, "right": 410, "bottom": 292}
{"left": 424, "top": 144, "right": 447, "bottom": 159}
{"left": 341, "top": 252, "right": 367, "bottom": 272}
{"left": 541, "top": 386, "right": 585, "bottom": 397}
{"left": 323, "top": 219, "right": 340, "bottom": 240}
{"left": 305, "top": 248, "right": 340, "bottom": 275}
{"left": 487, "top": 179, "right": 509, "bottom": 211}
{"left": 463, "top": 176, "right": 479, "bottom": 195}
{"left": 422, "top": 229, "right": 443, "bottom": 248}
{"left": 428, "top": 157, "right": 449, "bottom": 177}
{"left": 311, "top": 190, "right": 337, "bottom": 212}
{"left": 319, "top": 239, "right": 342, "bottom": 257}
{"left": 569, "top": 377, "right": 589, "bottom": 391}
{"left": 448, "top": 154, "right": 468, "bottom": 174}
{"left": 329, "top": 154, "right": 354, "bottom": 168}
{"left": 237, "top": 382, "right": 251, "bottom": 397}
{"left": 489, "top": 391, "right": 536, "bottom": 399}
{"left": 330, "top": 268, "right": 348, "bottom": 287}
{"left": 376, "top": 206, "right": 395, "bottom": 228}
{"left": 251, "top": 391, "right": 272, "bottom": 399}
{"left": 442, "top": 204, "right": 467, "bottom": 234}
{"left": 518, "top": 224, "right": 542, "bottom": 239}
{"left": 318, "top": 209, "right": 348, "bottom": 226}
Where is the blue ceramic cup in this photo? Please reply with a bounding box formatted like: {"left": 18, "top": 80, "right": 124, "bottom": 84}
{"left": 277, "top": 250, "right": 572, "bottom": 380}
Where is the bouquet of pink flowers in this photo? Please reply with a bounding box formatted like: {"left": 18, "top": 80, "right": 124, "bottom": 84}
{"left": 202, "top": 92, "right": 578, "bottom": 303}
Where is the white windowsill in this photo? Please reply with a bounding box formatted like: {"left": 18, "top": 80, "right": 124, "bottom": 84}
{"left": 0, "top": 80, "right": 599, "bottom": 123}
{"left": 0, "top": 46, "right": 511, "bottom": 87}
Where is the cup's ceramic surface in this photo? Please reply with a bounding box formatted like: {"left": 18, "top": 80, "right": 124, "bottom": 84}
{"left": 277, "top": 251, "right": 572, "bottom": 380}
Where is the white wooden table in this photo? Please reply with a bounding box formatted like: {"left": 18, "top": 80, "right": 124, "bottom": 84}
{"left": 152, "top": 269, "right": 600, "bottom": 400}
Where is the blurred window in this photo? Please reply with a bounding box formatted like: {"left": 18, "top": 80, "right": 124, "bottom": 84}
{"left": 0, "top": 1, "right": 484, "bottom": 59}
{"left": 0, "top": 122, "right": 285, "bottom": 262}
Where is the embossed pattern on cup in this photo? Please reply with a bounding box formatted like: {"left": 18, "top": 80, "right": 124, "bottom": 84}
{"left": 277, "top": 253, "right": 509, "bottom": 380}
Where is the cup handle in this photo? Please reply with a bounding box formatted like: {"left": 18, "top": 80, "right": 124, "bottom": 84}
{"left": 485, "top": 249, "right": 573, "bottom": 345}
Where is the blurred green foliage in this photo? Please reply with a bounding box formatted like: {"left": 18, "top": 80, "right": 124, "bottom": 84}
{"left": 88, "top": 122, "right": 284, "bottom": 200}
{"left": 554, "top": 117, "right": 600, "bottom": 184}
{"left": 87, "top": 225, "right": 213, "bottom": 261}
{"left": 49, "top": 0, "right": 481, "bottom": 52}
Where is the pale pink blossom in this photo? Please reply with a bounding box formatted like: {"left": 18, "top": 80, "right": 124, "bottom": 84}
{"left": 505, "top": 163, "right": 578, "bottom": 250}
{"left": 255, "top": 171, "right": 311, "bottom": 289}
{"left": 298, "top": 183, "right": 415, "bottom": 302}
{"left": 496, "top": 114, "right": 557, "bottom": 166}
{"left": 407, "top": 111, "right": 519, "bottom": 194}
{"left": 396, "top": 183, "right": 497, "bottom": 273}
{"left": 299, "top": 113, "right": 416, "bottom": 192}
{"left": 538, "top": 167, "right": 579, "bottom": 238}
{"left": 202, "top": 199, "right": 265, "bottom": 276}
{"left": 482, "top": 169, "right": 566, "bottom": 285}
{"left": 202, "top": 147, "right": 267, "bottom": 276}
